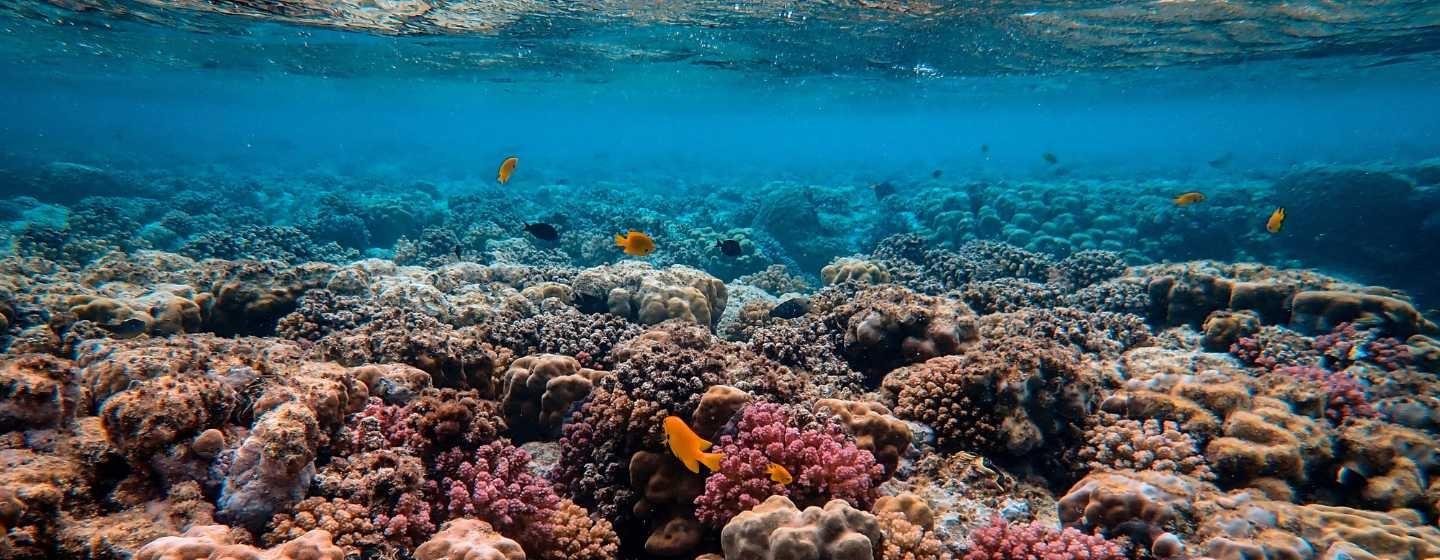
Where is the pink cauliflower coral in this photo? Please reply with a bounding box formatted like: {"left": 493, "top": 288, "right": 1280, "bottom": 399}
{"left": 695, "top": 402, "right": 883, "bottom": 526}
{"left": 1315, "top": 322, "right": 1413, "bottom": 371}
{"left": 965, "top": 518, "right": 1125, "bottom": 560}
{"left": 430, "top": 440, "right": 560, "bottom": 542}
{"left": 1278, "top": 365, "right": 1377, "bottom": 424}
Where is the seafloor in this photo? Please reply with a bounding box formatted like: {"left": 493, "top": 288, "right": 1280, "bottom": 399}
{"left": 2, "top": 157, "right": 1439, "bottom": 560}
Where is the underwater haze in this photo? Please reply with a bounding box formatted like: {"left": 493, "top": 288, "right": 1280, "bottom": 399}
{"left": 4, "top": 2, "right": 1440, "bottom": 560}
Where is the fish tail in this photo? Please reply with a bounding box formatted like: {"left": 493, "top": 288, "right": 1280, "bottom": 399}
{"left": 699, "top": 451, "right": 724, "bottom": 472}
{"left": 614, "top": 233, "right": 626, "bottom": 247}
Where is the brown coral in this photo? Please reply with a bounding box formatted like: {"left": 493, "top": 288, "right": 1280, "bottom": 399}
{"left": 0, "top": 354, "right": 79, "bottom": 432}
{"left": 413, "top": 519, "right": 525, "bottom": 560}
{"left": 720, "top": 495, "right": 883, "bottom": 560}
{"left": 501, "top": 354, "right": 605, "bottom": 440}
{"left": 815, "top": 399, "right": 912, "bottom": 478}
{"left": 832, "top": 285, "right": 978, "bottom": 378}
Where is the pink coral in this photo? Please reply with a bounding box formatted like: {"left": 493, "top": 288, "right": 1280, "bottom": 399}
{"left": 1277, "top": 365, "right": 1377, "bottom": 424}
{"left": 1315, "top": 322, "right": 1413, "bottom": 371}
{"left": 964, "top": 518, "right": 1126, "bottom": 560}
{"left": 429, "top": 440, "right": 561, "bottom": 553}
{"left": 695, "top": 403, "right": 883, "bottom": 527}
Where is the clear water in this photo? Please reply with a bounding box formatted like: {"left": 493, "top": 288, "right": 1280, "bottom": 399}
{"left": 6, "top": 2, "right": 1440, "bottom": 297}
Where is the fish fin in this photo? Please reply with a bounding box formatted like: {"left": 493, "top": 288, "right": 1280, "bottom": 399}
{"left": 614, "top": 233, "right": 626, "bottom": 247}
{"left": 699, "top": 451, "right": 724, "bottom": 472}
{"left": 696, "top": 439, "right": 713, "bottom": 452}
{"left": 678, "top": 455, "right": 701, "bottom": 474}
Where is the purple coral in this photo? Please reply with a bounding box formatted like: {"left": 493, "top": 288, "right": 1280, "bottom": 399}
{"left": 1315, "top": 322, "right": 1413, "bottom": 371}
{"left": 1278, "top": 365, "right": 1377, "bottom": 424}
{"left": 429, "top": 440, "right": 561, "bottom": 549}
{"left": 695, "top": 402, "right": 883, "bottom": 526}
{"left": 964, "top": 518, "right": 1126, "bottom": 560}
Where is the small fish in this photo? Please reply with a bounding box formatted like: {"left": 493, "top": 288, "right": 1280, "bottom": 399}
{"left": 1208, "top": 152, "right": 1233, "bottom": 168}
{"left": 523, "top": 222, "right": 559, "bottom": 241}
{"left": 1042, "top": 152, "right": 1058, "bottom": 165}
{"left": 1266, "top": 207, "right": 1286, "bottom": 234}
{"left": 716, "top": 239, "right": 742, "bottom": 257}
{"left": 497, "top": 156, "right": 519, "bottom": 184}
{"left": 615, "top": 230, "right": 656, "bottom": 256}
{"left": 767, "top": 463, "right": 793, "bottom": 486}
{"left": 870, "top": 181, "right": 896, "bottom": 200}
{"left": 663, "top": 416, "right": 724, "bottom": 474}
{"left": 1172, "top": 192, "right": 1206, "bottom": 206}
{"left": 769, "top": 297, "right": 811, "bottom": 319}
{"left": 453, "top": 246, "right": 463, "bottom": 260}
{"left": 980, "top": 144, "right": 989, "bottom": 154}
{"left": 931, "top": 169, "right": 943, "bottom": 179}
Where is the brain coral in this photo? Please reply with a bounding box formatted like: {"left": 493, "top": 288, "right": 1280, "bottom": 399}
{"left": 572, "top": 262, "right": 728, "bottom": 329}
{"left": 418, "top": 520, "right": 522, "bottom": 560}
{"left": 500, "top": 354, "right": 605, "bottom": 441}
{"left": 720, "top": 495, "right": 884, "bottom": 560}
{"left": 821, "top": 257, "right": 892, "bottom": 286}
{"left": 135, "top": 524, "right": 345, "bottom": 560}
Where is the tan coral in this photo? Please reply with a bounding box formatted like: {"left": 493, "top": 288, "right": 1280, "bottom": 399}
{"left": 348, "top": 363, "right": 432, "bottom": 405}
{"left": 1194, "top": 491, "right": 1440, "bottom": 560}
{"left": 1290, "top": 290, "right": 1435, "bottom": 337}
{"left": 721, "top": 495, "right": 883, "bottom": 560}
{"left": 57, "top": 482, "right": 215, "bottom": 560}
{"left": 816, "top": 399, "right": 911, "bottom": 478}
{"left": 1204, "top": 397, "right": 1333, "bottom": 487}
{"left": 693, "top": 385, "right": 752, "bottom": 439}
{"left": 134, "top": 524, "right": 344, "bottom": 560}
{"left": 574, "top": 262, "right": 727, "bottom": 329}
{"left": 1058, "top": 469, "right": 1214, "bottom": 546}
{"left": 1336, "top": 418, "right": 1440, "bottom": 513}
{"left": 540, "top": 499, "right": 619, "bottom": 560}
{"left": 0, "top": 354, "right": 79, "bottom": 432}
{"left": 413, "top": 519, "right": 526, "bottom": 560}
{"left": 1201, "top": 310, "right": 1260, "bottom": 352}
{"left": 821, "top": 258, "right": 892, "bottom": 286}
{"left": 501, "top": 354, "right": 605, "bottom": 439}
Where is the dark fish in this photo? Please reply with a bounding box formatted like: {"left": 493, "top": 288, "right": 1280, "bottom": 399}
{"left": 102, "top": 318, "right": 148, "bottom": 339}
{"left": 524, "top": 222, "right": 559, "bottom": 241}
{"left": 980, "top": 144, "right": 989, "bottom": 154}
{"left": 870, "top": 181, "right": 896, "bottom": 200}
{"left": 931, "top": 169, "right": 943, "bottom": 179}
{"left": 1042, "top": 152, "right": 1058, "bottom": 165}
{"left": 1208, "top": 152, "right": 1233, "bottom": 168}
{"left": 716, "top": 239, "right": 742, "bottom": 257}
{"left": 769, "top": 297, "right": 811, "bottom": 319}
{"left": 453, "top": 246, "right": 463, "bottom": 260}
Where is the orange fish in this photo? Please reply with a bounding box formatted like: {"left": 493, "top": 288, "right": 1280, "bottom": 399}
{"left": 767, "top": 463, "right": 793, "bottom": 485}
{"left": 663, "top": 416, "right": 723, "bottom": 473}
{"left": 614, "top": 230, "right": 656, "bottom": 256}
{"left": 1172, "top": 192, "right": 1206, "bottom": 206}
{"left": 497, "top": 156, "right": 518, "bottom": 184}
{"left": 1266, "top": 207, "right": 1286, "bottom": 234}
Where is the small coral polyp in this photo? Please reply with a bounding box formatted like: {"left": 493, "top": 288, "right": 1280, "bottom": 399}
{"left": 1, "top": 222, "right": 1438, "bottom": 560}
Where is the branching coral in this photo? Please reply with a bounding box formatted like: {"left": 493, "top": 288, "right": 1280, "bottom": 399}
{"left": 695, "top": 403, "right": 883, "bottom": 527}
{"left": 1078, "top": 413, "right": 1214, "bottom": 480}
{"left": 890, "top": 336, "right": 1092, "bottom": 459}
{"left": 964, "top": 518, "right": 1125, "bottom": 560}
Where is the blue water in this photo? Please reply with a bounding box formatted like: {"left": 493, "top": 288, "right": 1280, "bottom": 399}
{"left": 2, "top": 1, "right": 1440, "bottom": 298}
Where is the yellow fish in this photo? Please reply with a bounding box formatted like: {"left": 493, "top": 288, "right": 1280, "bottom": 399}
{"left": 614, "top": 230, "right": 656, "bottom": 256}
{"left": 1266, "top": 207, "right": 1286, "bottom": 234}
{"left": 663, "top": 416, "right": 723, "bottom": 474}
{"left": 1172, "top": 192, "right": 1206, "bottom": 206}
{"left": 497, "top": 156, "right": 518, "bottom": 185}
{"left": 767, "top": 463, "right": 793, "bottom": 486}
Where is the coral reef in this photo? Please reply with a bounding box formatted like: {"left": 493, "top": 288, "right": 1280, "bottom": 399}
{"left": 2, "top": 183, "right": 1437, "bottom": 560}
